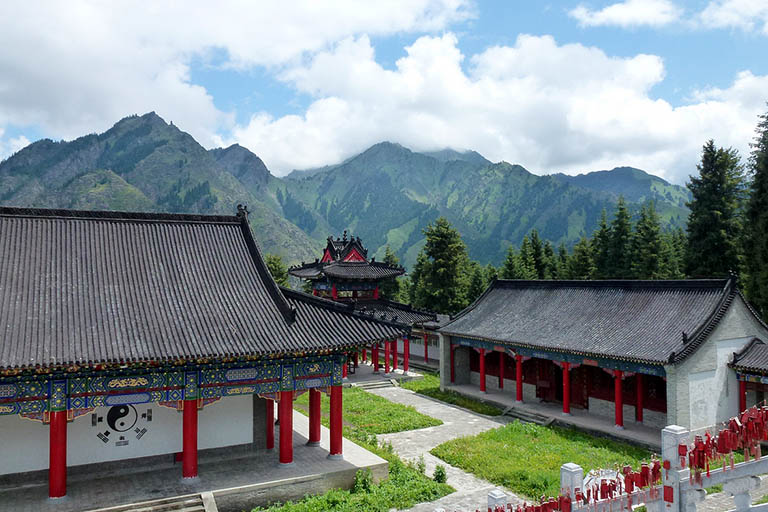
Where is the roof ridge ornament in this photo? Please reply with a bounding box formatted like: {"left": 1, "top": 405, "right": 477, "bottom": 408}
{"left": 236, "top": 204, "right": 250, "bottom": 219}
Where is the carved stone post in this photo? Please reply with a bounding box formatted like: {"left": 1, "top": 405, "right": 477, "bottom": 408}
{"left": 724, "top": 476, "right": 761, "bottom": 512}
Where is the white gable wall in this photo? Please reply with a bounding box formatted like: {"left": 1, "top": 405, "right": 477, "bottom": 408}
{"left": 666, "top": 296, "right": 768, "bottom": 431}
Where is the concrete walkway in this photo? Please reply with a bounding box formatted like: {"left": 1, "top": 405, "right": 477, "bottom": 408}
{"left": 367, "top": 386, "right": 522, "bottom": 511}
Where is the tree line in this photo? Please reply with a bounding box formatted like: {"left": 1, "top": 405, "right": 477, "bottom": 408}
{"left": 267, "top": 107, "right": 768, "bottom": 321}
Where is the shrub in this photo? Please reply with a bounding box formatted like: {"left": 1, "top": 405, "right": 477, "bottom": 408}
{"left": 433, "top": 464, "right": 447, "bottom": 484}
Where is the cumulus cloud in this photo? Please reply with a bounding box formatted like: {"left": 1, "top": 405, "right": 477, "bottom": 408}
{"left": 699, "top": 0, "right": 768, "bottom": 34}
{"left": 0, "top": 129, "right": 30, "bottom": 161}
{"left": 569, "top": 0, "right": 682, "bottom": 28}
{"left": 0, "top": 0, "right": 471, "bottom": 146}
{"left": 228, "top": 33, "right": 767, "bottom": 184}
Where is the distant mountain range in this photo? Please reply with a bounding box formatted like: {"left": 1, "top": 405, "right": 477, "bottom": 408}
{"left": 0, "top": 112, "right": 690, "bottom": 267}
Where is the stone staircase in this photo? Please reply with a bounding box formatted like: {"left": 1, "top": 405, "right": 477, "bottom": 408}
{"left": 501, "top": 405, "right": 553, "bottom": 426}
{"left": 352, "top": 378, "right": 397, "bottom": 390}
{"left": 86, "top": 491, "right": 217, "bottom": 512}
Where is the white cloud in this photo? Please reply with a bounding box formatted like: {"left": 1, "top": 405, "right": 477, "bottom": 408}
{"left": 699, "top": 0, "right": 768, "bottom": 34}
{"left": 0, "top": 1, "right": 471, "bottom": 147}
{"left": 0, "top": 129, "right": 30, "bottom": 161}
{"left": 569, "top": 0, "right": 682, "bottom": 27}
{"left": 228, "top": 33, "right": 767, "bottom": 184}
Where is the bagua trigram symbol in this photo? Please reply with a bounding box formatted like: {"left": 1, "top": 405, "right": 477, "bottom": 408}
{"left": 93, "top": 405, "right": 152, "bottom": 446}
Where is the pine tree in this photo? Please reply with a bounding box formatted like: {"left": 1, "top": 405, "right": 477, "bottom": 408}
{"left": 744, "top": 109, "right": 768, "bottom": 320}
{"left": 631, "top": 202, "right": 664, "bottom": 279}
{"left": 501, "top": 245, "right": 523, "bottom": 279}
{"left": 686, "top": 139, "right": 745, "bottom": 277}
{"left": 415, "top": 217, "right": 471, "bottom": 314}
{"left": 379, "top": 245, "right": 402, "bottom": 300}
{"left": 568, "top": 237, "right": 595, "bottom": 279}
{"left": 542, "top": 241, "right": 557, "bottom": 279}
{"left": 529, "top": 229, "right": 545, "bottom": 278}
{"left": 607, "top": 197, "right": 633, "bottom": 278}
{"left": 518, "top": 236, "right": 538, "bottom": 279}
{"left": 484, "top": 263, "right": 499, "bottom": 284}
{"left": 467, "top": 262, "right": 487, "bottom": 303}
{"left": 556, "top": 242, "right": 569, "bottom": 279}
{"left": 265, "top": 254, "right": 290, "bottom": 288}
{"left": 592, "top": 209, "right": 611, "bottom": 278}
{"left": 408, "top": 251, "right": 430, "bottom": 307}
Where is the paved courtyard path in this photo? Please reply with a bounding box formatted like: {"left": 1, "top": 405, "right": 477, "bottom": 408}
{"left": 367, "top": 386, "right": 521, "bottom": 512}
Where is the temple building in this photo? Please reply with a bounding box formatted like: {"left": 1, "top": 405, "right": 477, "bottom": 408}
{"left": 289, "top": 234, "right": 444, "bottom": 372}
{"left": 0, "top": 207, "right": 406, "bottom": 499}
{"left": 438, "top": 279, "right": 768, "bottom": 432}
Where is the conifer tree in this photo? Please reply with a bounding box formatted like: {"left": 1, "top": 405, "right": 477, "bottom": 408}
{"left": 568, "top": 237, "right": 595, "bottom": 279}
{"left": 379, "top": 245, "right": 402, "bottom": 300}
{"left": 686, "top": 139, "right": 745, "bottom": 277}
{"left": 408, "top": 251, "right": 430, "bottom": 307}
{"left": 556, "top": 242, "right": 569, "bottom": 279}
{"left": 265, "top": 254, "right": 290, "bottom": 288}
{"left": 485, "top": 263, "right": 499, "bottom": 284}
{"left": 607, "top": 197, "right": 633, "bottom": 278}
{"left": 413, "top": 217, "right": 471, "bottom": 314}
{"left": 592, "top": 209, "right": 611, "bottom": 278}
{"left": 631, "top": 202, "right": 664, "bottom": 278}
{"left": 467, "top": 262, "right": 487, "bottom": 303}
{"left": 744, "top": 109, "right": 768, "bottom": 320}
{"left": 542, "top": 241, "right": 557, "bottom": 279}
{"left": 518, "top": 235, "right": 538, "bottom": 279}
{"left": 529, "top": 229, "right": 545, "bottom": 278}
{"left": 501, "top": 245, "right": 524, "bottom": 279}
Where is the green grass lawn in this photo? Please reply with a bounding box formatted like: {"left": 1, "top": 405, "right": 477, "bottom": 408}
{"left": 294, "top": 386, "right": 442, "bottom": 443}
{"left": 252, "top": 387, "right": 451, "bottom": 511}
{"left": 400, "top": 371, "right": 503, "bottom": 416}
{"left": 430, "top": 420, "right": 651, "bottom": 498}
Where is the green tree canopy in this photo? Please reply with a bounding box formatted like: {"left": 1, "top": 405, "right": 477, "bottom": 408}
{"left": 686, "top": 139, "right": 745, "bottom": 278}
{"left": 607, "top": 196, "right": 633, "bottom": 278}
{"left": 744, "top": 109, "right": 768, "bottom": 320}
{"left": 265, "top": 253, "right": 290, "bottom": 288}
{"left": 567, "top": 237, "right": 595, "bottom": 279}
{"left": 379, "top": 245, "right": 402, "bottom": 300}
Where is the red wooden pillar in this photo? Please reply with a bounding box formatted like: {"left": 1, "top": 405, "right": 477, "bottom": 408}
{"left": 353, "top": 351, "right": 359, "bottom": 368}
{"left": 373, "top": 286, "right": 379, "bottom": 299}
{"left": 515, "top": 355, "right": 523, "bottom": 402}
{"left": 450, "top": 344, "right": 455, "bottom": 383}
{"left": 329, "top": 385, "right": 343, "bottom": 459}
{"left": 384, "top": 340, "right": 391, "bottom": 374}
{"left": 562, "top": 362, "right": 571, "bottom": 415}
{"left": 362, "top": 347, "right": 367, "bottom": 362}
{"left": 740, "top": 379, "right": 747, "bottom": 413}
{"left": 266, "top": 399, "right": 275, "bottom": 450}
{"left": 479, "top": 348, "right": 487, "bottom": 393}
{"left": 331, "top": 284, "right": 338, "bottom": 300}
{"left": 279, "top": 391, "right": 294, "bottom": 464}
{"left": 403, "top": 337, "right": 410, "bottom": 373}
{"left": 372, "top": 343, "right": 379, "bottom": 372}
{"left": 423, "top": 333, "right": 429, "bottom": 364}
{"left": 498, "top": 351, "right": 505, "bottom": 389}
{"left": 342, "top": 354, "right": 348, "bottom": 379}
{"left": 635, "top": 374, "right": 644, "bottom": 423}
{"left": 182, "top": 400, "right": 198, "bottom": 478}
{"left": 48, "top": 410, "right": 67, "bottom": 498}
{"left": 308, "top": 389, "right": 321, "bottom": 446}
{"left": 614, "top": 370, "right": 624, "bottom": 428}
{"left": 392, "top": 340, "right": 398, "bottom": 371}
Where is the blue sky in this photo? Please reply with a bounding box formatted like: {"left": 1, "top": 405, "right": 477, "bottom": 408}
{"left": 1, "top": 1, "right": 767, "bottom": 183}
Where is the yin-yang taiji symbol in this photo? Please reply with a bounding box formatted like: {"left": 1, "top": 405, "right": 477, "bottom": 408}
{"left": 107, "top": 405, "right": 138, "bottom": 432}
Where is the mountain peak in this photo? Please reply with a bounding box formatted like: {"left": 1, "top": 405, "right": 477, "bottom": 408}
{"left": 421, "top": 148, "right": 490, "bottom": 166}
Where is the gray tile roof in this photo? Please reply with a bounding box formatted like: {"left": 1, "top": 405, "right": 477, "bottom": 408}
{"left": 355, "top": 299, "right": 437, "bottom": 327}
{"left": 0, "top": 207, "right": 406, "bottom": 370}
{"left": 289, "top": 261, "right": 404, "bottom": 281}
{"left": 731, "top": 338, "right": 768, "bottom": 374}
{"left": 440, "top": 279, "right": 750, "bottom": 365}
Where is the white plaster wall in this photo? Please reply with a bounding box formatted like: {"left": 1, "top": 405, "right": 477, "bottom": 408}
{"left": 198, "top": 394, "right": 252, "bottom": 450}
{"left": 0, "top": 414, "right": 49, "bottom": 474}
{"left": 0, "top": 395, "right": 254, "bottom": 476}
{"left": 670, "top": 296, "right": 768, "bottom": 430}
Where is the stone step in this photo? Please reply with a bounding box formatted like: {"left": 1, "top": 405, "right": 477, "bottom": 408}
{"left": 502, "top": 406, "right": 553, "bottom": 426}
{"left": 86, "top": 494, "right": 208, "bottom": 512}
{"left": 353, "top": 380, "right": 395, "bottom": 390}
